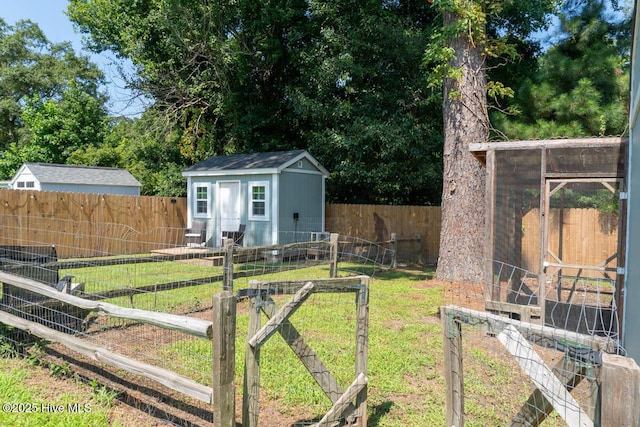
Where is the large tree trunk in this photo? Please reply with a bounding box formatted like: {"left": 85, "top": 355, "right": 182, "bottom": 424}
{"left": 435, "top": 9, "right": 489, "bottom": 284}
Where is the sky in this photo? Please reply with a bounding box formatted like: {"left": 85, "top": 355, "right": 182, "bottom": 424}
{"left": 1, "top": 1, "right": 145, "bottom": 117}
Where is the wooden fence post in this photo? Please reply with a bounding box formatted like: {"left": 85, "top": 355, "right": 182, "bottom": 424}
{"left": 599, "top": 353, "right": 640, "bottom": 427}
{"left": 212, "top": 291, "right": 236, "bottom": 427}
{"left": 354, "top": 277, "right": 369, "bottom": 426}
{"left": 222, "top": 239, "right": 234, "bottom": 292}
{"left": 242, "top": 290, "right": 262, "bottom": 427}
{"left": 390, "top": 232, "right": 397, "bottom": 269}
{"left": 441, "top": 307, "right": 464, "bottom": 427}
{"left": 417, "top": 234, "right": 423, "bottom": 265}
{"left": 329, "top": 233, "right": 339, "bottom": 278}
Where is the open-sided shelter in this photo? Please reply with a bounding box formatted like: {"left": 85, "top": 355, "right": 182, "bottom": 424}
{"left": 182, "top": 150, "right": 329, "bottom": 247}
{"left": 470, "top": 137, "right": 627, "bottom": 338}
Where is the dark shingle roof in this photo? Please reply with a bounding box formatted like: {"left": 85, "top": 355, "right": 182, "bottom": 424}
{"left": 183, "top": 150, "right": 309, "bottom": 172}
{"left": 23, "top": 163, "right": 141, "bottom": 187}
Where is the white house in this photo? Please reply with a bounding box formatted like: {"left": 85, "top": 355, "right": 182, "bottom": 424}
{"left": 9, "top": 163, "right": 142, "bottom": 196}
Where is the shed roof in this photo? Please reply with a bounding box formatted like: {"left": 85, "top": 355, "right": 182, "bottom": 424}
{"left": 13, "top": 163, "right": 141, "bottom": 187}
{"left": 182, "top": 149, "right": 329, "bottom": 176}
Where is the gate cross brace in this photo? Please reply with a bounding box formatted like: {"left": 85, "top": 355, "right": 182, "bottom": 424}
{"left": 498, "top": 325, "right": 594, "bottom": 427}
{"left": 249, "top": 282, "right": 315, "bottom": 348}
{"left": 259, "top": 295, "right": 355, "bottom": 410}
{"left": 511, "top": 356, "right": 587, "bottom": 426}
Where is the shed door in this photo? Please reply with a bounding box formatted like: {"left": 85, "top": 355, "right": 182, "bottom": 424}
{"left": 218, "top": 182, "right": 241, "bottom": 242}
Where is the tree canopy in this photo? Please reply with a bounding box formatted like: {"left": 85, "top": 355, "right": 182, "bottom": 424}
{"left": 67, "top": 0, "right": 444, "bottom": 204}
{"left": 0, "top": 1, "right": 632, "bottom": 203}
{"left": 0, "top": 18, "right": 107, "bottom": 177}
{"left": 491, "top": 0, "right": 631, "bottom": 139}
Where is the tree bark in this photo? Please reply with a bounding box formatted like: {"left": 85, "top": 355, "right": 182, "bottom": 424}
{"left": 436, "top": 8, "right": 489, "bottom": 284}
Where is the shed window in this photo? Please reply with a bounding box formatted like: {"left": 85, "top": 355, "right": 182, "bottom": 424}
{"left": 17, "top": 181, "right": 34, "bottom": 188}
{"left": 194, "top": 184, "right": 210, "bottom": 217}
{"left": 249, "top": 182, "right": 269, "bottom": 221}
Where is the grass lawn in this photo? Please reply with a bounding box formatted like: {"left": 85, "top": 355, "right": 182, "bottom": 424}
{"left": 0, "top": 357, "right": 121, "bottom": 427}
{"left": 161, "top": 265, "right": 448, "bottom": 426}
{"left": 2, "top": 260, "right": 569, "bottom": 426}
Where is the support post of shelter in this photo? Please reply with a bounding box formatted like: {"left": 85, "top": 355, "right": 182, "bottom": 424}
{"left": 329, "top": 233, "right": 339, "bottom": 278}
{"left": 212, "top": 291, "right": 236, "bottom": 427}
{"left": 599, "top": 353, "right": 640, "bottom": 427}
{"left": 484, "top": 149, "right": 497, "bottom": 302}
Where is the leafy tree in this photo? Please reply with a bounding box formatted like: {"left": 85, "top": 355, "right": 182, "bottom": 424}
{"left": 67, "top": 0, "right": 240, "bottom": 161}
{"left": 0, "top": 19, "right": 104, "bottom": 152}
{"left": 492, "top": 0, "right": 631, "bottom": 139}
{"left": 70, "top": 113, "right": 187, "bottom": 196}
{"left": 287, "top": 1, "right": 443, "bottom": 204}
{"left": 68, "top": 0, "right": 444, "bottom": 204}
{"left": 21, "top": 79, "right": 108, "bottom": 164}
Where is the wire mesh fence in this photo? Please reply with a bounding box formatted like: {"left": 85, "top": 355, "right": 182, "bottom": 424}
{"left": 441, "top": 303, "right": 620, "bottom": 427}
{"left": 443, "top": 265, "right": 626, "bottom": 427}
{"left": 0, "top": 213, "right": 385, "bottom": 420}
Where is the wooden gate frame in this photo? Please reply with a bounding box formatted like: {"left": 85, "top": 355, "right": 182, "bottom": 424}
{"left": 441, "top": 305, "right": 640, "bottom": 427}
{"left": 242, "top": 276, "right": 369, "bottom": 427}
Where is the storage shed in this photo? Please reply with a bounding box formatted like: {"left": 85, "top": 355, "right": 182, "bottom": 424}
{"left": 470, "top": 137, "right": 627, "bottom": 339}
{"left": 182, "top": 150, "right": 329, "bottom": 247}
{"left": 9, "top": 163, "right": 141, "bottom": 196}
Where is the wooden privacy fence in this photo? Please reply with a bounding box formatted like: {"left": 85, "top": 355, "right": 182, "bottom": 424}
{"left": 441, "top": 305, "right": 640, "bottom": 427}
{"left": 520, "top": 208, "right": 619, "bottom": 275}
{"left": 0, "top": 189, "right": 621, "bottom": 269}
{"left": 0, "top": 189, "right": 188, "bottom": 258}
{"left": 325, "top": 204, "right": 441, "bottom": 264}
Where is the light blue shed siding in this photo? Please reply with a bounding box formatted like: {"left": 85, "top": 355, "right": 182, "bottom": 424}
{"left": 278, "top": 170, "right": 324, "bottom": 244}
{"left": 191, "top": 174, "right": 276, "bottom": 247}
{"left": 236, "top": 174, "right": 274, "bottom": 247}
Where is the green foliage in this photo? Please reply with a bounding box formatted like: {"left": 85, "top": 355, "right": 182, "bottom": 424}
{"left": 424, "top": 0, "right": 559, "bottom": 94}
{"left": 88, "top": 379, "right": 121, "bottom": 406}
{"left": 290, "top": 1, "right": 443, "bottom": 204}
{"left": 21, "top": 80, "right": 108, "bottom": 165}
{"left": 48, "top": 361, "right": 71, "bottom": 378}
{"left": 0, "top": 19, "right": 103, "bottom": 172}
{"left": 68, "top": 0, "right": 445, "bottom": 204}
{"left": 70, "top": 113, "right": 188, "bottom": 196}
{"left": 492, "top": 0, "right": 631, "bottom": 138}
